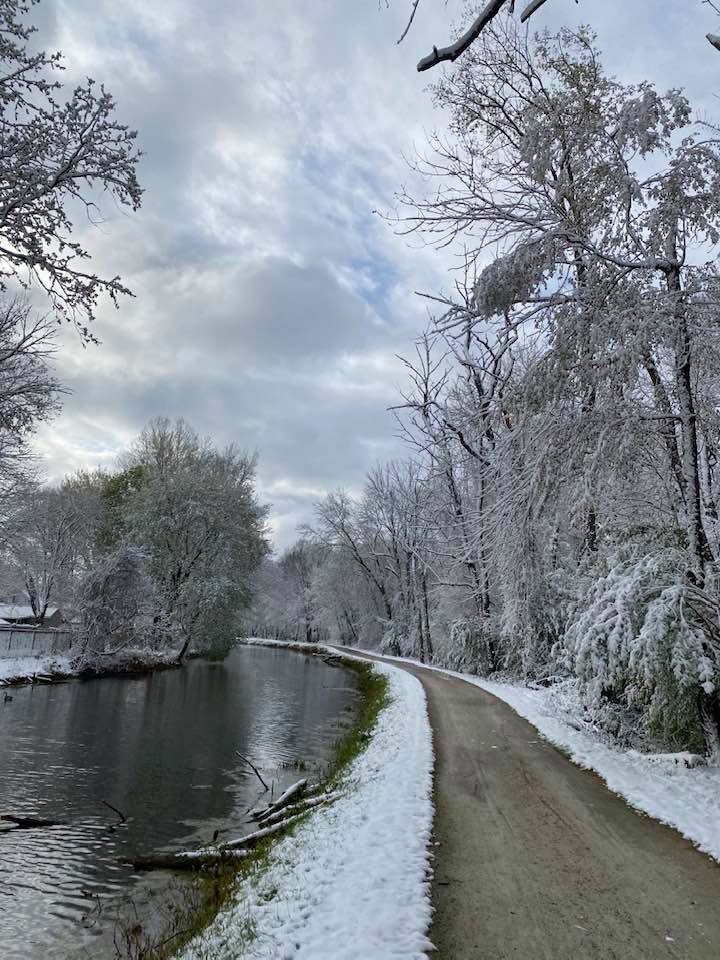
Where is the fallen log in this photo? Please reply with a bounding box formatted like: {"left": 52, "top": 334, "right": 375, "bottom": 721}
{"left": 1, "top": 814, "right": 64, "bottom": 830}
{"left": 251, "top": 778, "right": 307, "bottom": 821}
{"left": 257, "top": 792, "right": 338, "bottom": 826}
{"left": 101, "top": 799, "right": 127, "bottom": 823}
{"left": 222, "top": 811, "right": 305, "bottom": 851}
{"left": 320, "top": 654, "right": 344, "bottom": 668}
{"left": 130, "top": 813, "right": 305, "bottom": 872}
{"left": 128, "top": 787, "right": 332, "bottom": 874}
{"left": 130, "top": 847, "right": 249, "bottom": 872}
{"left": 235, "top": 751, "right": 269, "bottom": 791}
{"left": 272, "top": 778, "right": 308, "bottom": 809}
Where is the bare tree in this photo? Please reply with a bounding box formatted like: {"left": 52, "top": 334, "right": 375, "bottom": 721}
{"left": 278, "top": 539, "right": 324, "bottom": 643}
{"left": 315, "top": 488, "right": 395, "bottom": 624}
{"left": 3, "top": 483, "right": 80, "bottom": 622}
{"left": 0, "top": 296, "right": 61, "bottom": 498}
{"left": 391, "top": 20, "right": 720, "bottom": 744}
{"left": 0, "top": 0, "right": 142, "bottom": 338}
{"left": 80, "top": 545, "right": 153, "bottom": 655}
{"left": 402, "top": 0, "right": 549, "bottom": 72}
{"left": 393, "top": 0, "right": 720, "bottom": 72}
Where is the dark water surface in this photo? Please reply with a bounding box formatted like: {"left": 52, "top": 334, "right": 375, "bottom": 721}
{"left": 0, "top": 645, "right": 358, "bottom": 959}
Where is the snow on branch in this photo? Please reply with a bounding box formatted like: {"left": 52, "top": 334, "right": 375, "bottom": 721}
{"left": 397, "top": 0, "right": 421, "bottom": 45}
{"left": 417, "top": 0, "right": 508, "bottom": 72}
{"left": 519, "top": 0, "right": 551, "bottom": 22}
{"left": 415, "top": 0, "right": 555, "bottom": 72}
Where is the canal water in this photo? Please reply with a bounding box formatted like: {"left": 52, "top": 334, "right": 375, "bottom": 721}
{"left": 0, "top": 644, "right": 359, "bottom": 959}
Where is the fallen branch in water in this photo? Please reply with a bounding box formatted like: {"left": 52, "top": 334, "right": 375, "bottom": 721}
{"left": 244, "top": 785, "right": 270, "bottom": 817}
{"left": 128, "top": 772, "right": 334, "bottom": 873}
{"left": 101, "top": 799, "right": 127, "bottom": 823}
{"left": 131, "top": 847, "right": 249, "bottom": 872}
{"left": 129, "top": 812, "right": 306, "bottom": 872}
{"left": 250, "top": 778, "right": 307, "bottom": 821}
{"left": 256, "top": 792, "right": 338, "bottom": 826}
{"left": 222, "top": 812, "right": 305, "bottom": 850}
{"left": 320, "top": 654, "right": 344, "bottom": 668}
{"left": 235, "top": 751, "right": 269, "bottom": 791}
{"left": 1, "top": 814, "right": 64, "bottom": 830}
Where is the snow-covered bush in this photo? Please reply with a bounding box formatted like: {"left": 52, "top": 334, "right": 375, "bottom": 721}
{"left": 273, "top": 24, "right": 720, "bottom": 760}
{"left": 380, "top": 617, "right": 424, "bottom": 661}
{"left": 438, "top": 616, "right": 495, "bottom": 674}
{"left": 473, "top": 241, "right": 554, "bottom": 319}
{"left": 379, "top": 625, "right": 403, "bottom": 658}
{"left": 561, "top": 549, "right": 720, "bottom": 752}
{"left": 79, "top": 545, "right": 156, "bottom": 655}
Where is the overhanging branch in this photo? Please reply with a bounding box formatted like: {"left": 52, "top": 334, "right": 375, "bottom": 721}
{"left": 416, "top": 0, "right": 554, "bottom": 72}
{"left": 417, "top": 0, "right": 507, "bottom": 72}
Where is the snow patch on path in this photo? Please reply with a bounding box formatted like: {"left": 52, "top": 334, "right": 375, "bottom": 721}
{"left": 373, "top": 650, "right": 720, "bottom": 863}
{"left": 181, "top": 656, "right": 435, "bottom": 960}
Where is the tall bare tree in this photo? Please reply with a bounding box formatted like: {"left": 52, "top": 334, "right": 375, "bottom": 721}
{"left": 0, "top": 0, "right": 142, "bottom": 339}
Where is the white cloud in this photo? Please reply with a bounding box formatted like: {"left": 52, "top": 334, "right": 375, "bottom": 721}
{"left": 29, "top": 0, "right": 720, "bottom": 547}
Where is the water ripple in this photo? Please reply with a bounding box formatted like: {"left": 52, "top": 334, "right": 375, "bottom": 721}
{"left": 0, "top": 646, "right": 357, "bottom": 959}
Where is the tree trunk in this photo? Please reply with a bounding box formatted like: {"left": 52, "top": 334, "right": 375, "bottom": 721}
{"left": 668, "top": 265, "right": 714, "bottom": 585}
{"left": 444, "top": 460, "right": 485, "bottom": 618}
{"left": 698, "top": 692, "right": 720, "bottom": 761}
{"left": 585, "top": 507, "right": 598, "bottom": 555}
{"left": 421, "top": 571, "right": 433, "bottom": 661}
{"left": 176, "top": 631, "right": 191, "bottom": 663}
{"left": 477, "top": 473, "right": 492, "bottom": 616}
{"left": 643, "top": 353, "right": 685, "bottom": 503}
{"left": 581, "top": 386, "right": 598, "bottom": 555}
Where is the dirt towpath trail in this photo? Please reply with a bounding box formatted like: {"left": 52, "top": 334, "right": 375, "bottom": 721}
{"left": 341, "top": 649, "right": 720, "bottom": 959}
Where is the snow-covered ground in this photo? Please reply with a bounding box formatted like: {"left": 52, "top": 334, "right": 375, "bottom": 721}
{"left": 0, "top": 653, "right": 73, "bottom": 683}
{"left": 371, "top": 651, "right": 720, "bottom": 863}
{"left": 181, "top": 655, "right": 435, "bottom": 960}
{"left": 0, "top": 648, "right": 179, "bottom": 684}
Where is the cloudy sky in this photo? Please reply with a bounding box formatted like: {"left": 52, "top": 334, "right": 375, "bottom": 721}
{"left": 30, "top": 0, "right": 720, "bottom": 549}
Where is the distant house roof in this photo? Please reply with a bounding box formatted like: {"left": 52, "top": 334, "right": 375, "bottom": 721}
{"left": 0, "top": 604, "right": 59, "bottom": 621}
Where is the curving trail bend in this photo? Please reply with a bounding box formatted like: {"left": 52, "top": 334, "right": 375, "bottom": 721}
{"left": 342, "top": 649, "right": 720, "bottom": 960}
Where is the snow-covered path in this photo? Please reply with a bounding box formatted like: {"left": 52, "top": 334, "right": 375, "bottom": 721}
{"left": 349, "top": 650, "right": 720, "bottom": 960}
{"left": 181, "top": 659, "right": 434, "bottom": 960}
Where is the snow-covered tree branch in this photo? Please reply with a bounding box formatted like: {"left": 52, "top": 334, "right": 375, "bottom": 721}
{"left": 0, "top": 0, "right": 142, "bottom": 339}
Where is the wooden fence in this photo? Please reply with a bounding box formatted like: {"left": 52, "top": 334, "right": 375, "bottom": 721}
{"left": 0, "top": 625, "right": 75, "bottom": 658}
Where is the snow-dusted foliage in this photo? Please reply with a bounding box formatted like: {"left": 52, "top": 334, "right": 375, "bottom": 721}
{"left": 473, "top": 241, "right": 554, "bottom": 319}
{"left": 2, "top": 481, "right": 83, "bottom": 622}
{"left": 392, "top": 0, "right": 720, "bottom": 75}
{"left": 118, "top": 418, "right": 269, "bottom": 660}
{"left": 0, "top": 298, "right": 60, "bottom": 493}
{"left": 0, "top": 418, "right": 269, "bottom": 662}
{"left": 79, "top": 545, "right": 154, "bottom": 654}
{"left": 563, "top": 549, "right": 719, "bottom": 749}
{"left": 265, "top": 22, "right": 720, "bottom": 755}
{"left": 0, "top": 0, "right": 142, "bottom": 336}
{"left": 243, "top": 540, "right": 329, "bottom": 644}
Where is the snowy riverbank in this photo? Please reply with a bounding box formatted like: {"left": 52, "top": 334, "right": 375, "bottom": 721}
{"left": 0, "top": 649, "right": 180, "bottom": 686}
{"left": 181, "top": 644, "right": 435, "bottom": 960}
{"left": 0, "top": 653, "right": 72, "bottom": 684}
{"left": 370, "top": 650, "right": 720, "bottom": 863}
